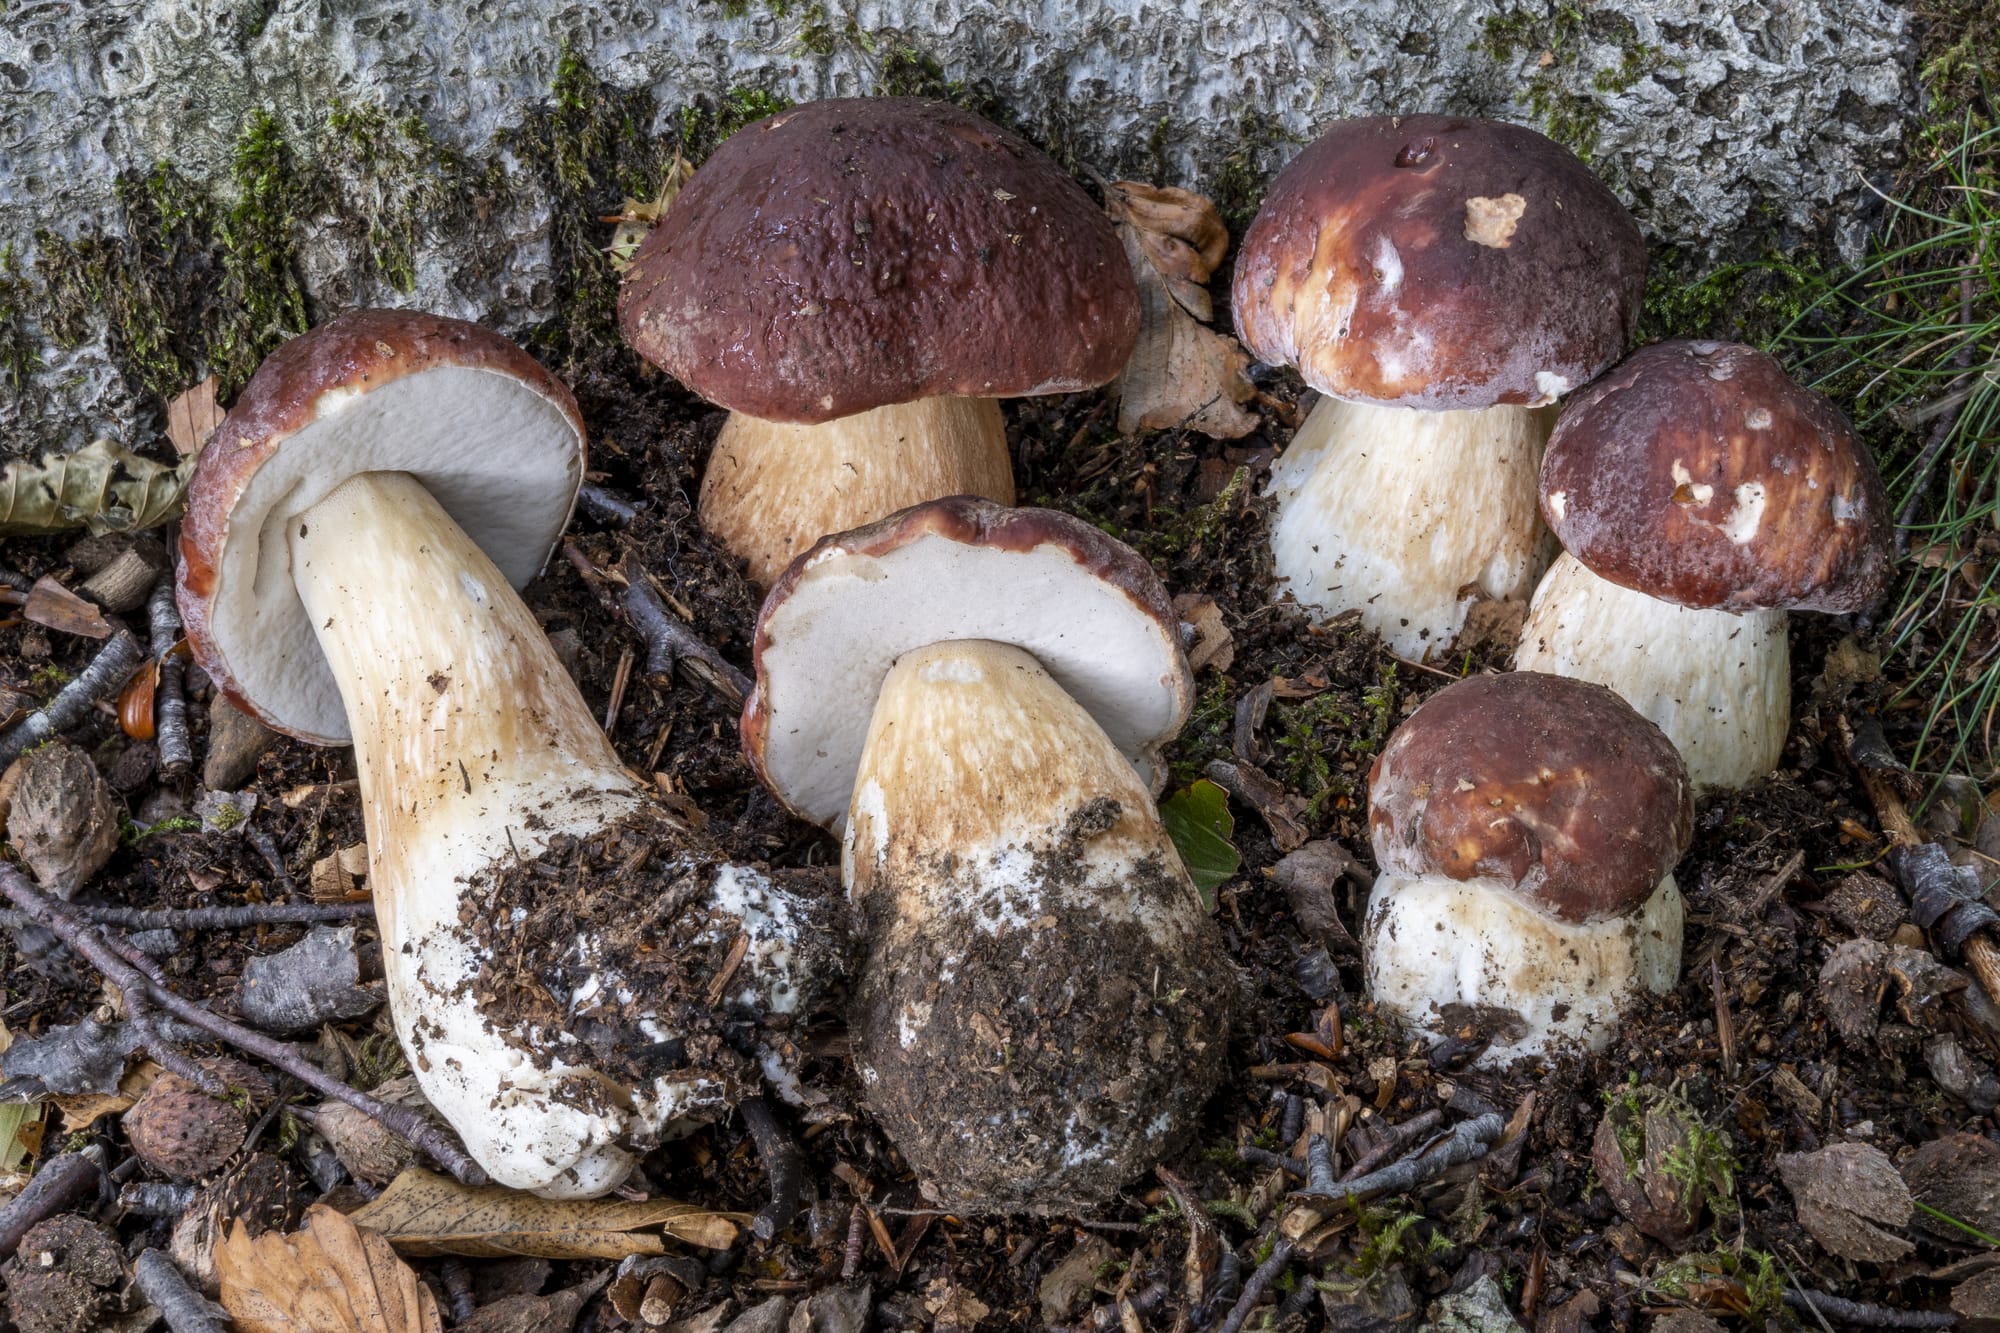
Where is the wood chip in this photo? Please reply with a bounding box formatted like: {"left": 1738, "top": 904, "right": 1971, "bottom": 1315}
{"left": 23, "top": 576, "right": 112, "bottom": 639}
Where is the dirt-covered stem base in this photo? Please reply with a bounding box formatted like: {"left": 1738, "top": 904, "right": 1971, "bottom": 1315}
{"left": 844, "top": 639, "right": 1232, "bottom": 1212}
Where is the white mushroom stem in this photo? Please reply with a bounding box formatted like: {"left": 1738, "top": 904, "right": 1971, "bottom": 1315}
{"left": 1515, "top": 551, "right": 1790, "bottom": 790}
{"left": 1363, "top": 872, "right": 1684, "bottom": 1067}
{"left": 701, "top": 397, "right": 1014, "bottom": 586}
{"left": 287, "top": 471, "right": 654, "bottom": 1197}
{"left": 841, "top": 638, "right": 1221, "bottom": 1208}
{"left": 1266, "top": 395, "right": 1552, "bottom": 659}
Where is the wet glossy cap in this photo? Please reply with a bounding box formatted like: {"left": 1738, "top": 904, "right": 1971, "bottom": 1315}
{"left": 176, "top": 309, "right": 586, "bottom": 743}
{"left": 742, "top": 497, "right": 1192, "bottom": 831}
{"left": 1540, "top": 340, "right": 1893, "bottom": 612}
{"left": 1232, "top": 114, "right": 1645, "bottom": 410}
{"left": 620, "top": 97, "right": 1140, "bottom": 424}
{"left": 1368, "top": 671, "right": 1693, "bottom": 923}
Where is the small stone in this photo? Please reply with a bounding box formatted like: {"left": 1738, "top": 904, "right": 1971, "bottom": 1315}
{"left": 202, "top": 694, "right": 276, "bottom": 791}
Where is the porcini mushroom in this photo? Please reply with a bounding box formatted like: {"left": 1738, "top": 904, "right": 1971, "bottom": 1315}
{"left": 177, "top": 309, "right": 838, "bottom": 1198}
{"left": 1364, "top": 671, "right": 1692, "bottom": 1064}
{"left": 742, "top": 497, "right": 1233, "bottom": 1212}
{"left": 1231, "top": 115, "right": 1645, "bottom": 657}
{"left": 1517, "top": 340, "right": 1893, "bottom": 788}
{"left": 619, "top": 97, "right": 1140, "bottom": 586}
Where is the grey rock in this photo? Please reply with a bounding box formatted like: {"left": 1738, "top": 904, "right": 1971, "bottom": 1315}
{"left": 201, "top": 694, "right": 275, "bottom": 792}
{"left": 0, "top": 0, "right": 1912, "bottom": 455}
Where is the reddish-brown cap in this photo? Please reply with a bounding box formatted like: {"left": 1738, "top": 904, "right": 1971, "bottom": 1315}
{"left": 176, "top": 309, "right": 586, "bottom": 743}
{"left": 619, "top": 98, "right": 1140, "bottom": 424}
{"left": 1231, "top": 115, "right": 1645, "bottom": 409}
{"left": 742, "top": 497, "right": 1191, "bottom": 830}
{"left": 1540, "top": 340, "right": 1893, "bottom": 612}
{"left": 1368, "top": 671, "right": 1692, "bottom": 923}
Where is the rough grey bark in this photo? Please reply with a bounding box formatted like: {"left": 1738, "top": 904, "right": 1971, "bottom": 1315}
{"left": 0, "top": 0, "right": 1913, "bottom": 456}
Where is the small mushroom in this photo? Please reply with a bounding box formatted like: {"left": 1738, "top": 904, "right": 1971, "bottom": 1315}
{"left": 1363, "top": 671, "right": 1692, "bottom": 1064}
{"left": 1231, "top": 115, "right": 1645, "bottom": 657}
{"left": 743, "top": 498, "right": 1234, "bottom": 1212}
{"left": 177, "top": 309, "right": 837, "bottom": 1198}
{"left": 1518, "top": 340, "right": 1893, "bottom": 787}
{"left": 619, "top": 98, "right": 1139, "bottom": 585}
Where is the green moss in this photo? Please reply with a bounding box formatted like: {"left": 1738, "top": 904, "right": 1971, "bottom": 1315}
{"left": 1207, "top": 111, "right": 1296, "bottom": 237}
{"left": 29, "top": 664, "right": 70, "bottom": 693}
{"left": 1476, "top": 4, "right": 1663, "bottom": 162}
{"left": 676, "top": 86, "right": 792, "bottom": 164}
{"left": 1638, "top": 244, "right": 1830, "bottom": 347}
{"left": 0, "top": 245, "right": 36, "bottom": 393}
{"left": 876, "top": 45, "right": 958, "bottom": 100}
{"left": 1653, "top": 1249, "right": 1784, "bottom": 1326}
{"left": 320, "top": 100, "right": 493, "bottom": 295}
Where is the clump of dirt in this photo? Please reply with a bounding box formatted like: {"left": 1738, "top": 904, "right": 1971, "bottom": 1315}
{"left": 455, "top": 801, "right": 846, "bottom": 1099}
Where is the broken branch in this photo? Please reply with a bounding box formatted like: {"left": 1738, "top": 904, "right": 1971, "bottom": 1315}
{"left": 0, "top": 630, "right": 146, "bottom": 768}
{"left": 147, "top": 573, "right": 193, "bottom": 778}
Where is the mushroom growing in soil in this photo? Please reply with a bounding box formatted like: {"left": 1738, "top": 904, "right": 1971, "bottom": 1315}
{"left": 619, "top": 97, "right": 1140, "bottom": 586}
{"left": 742, "top": 497, "right": 1234, "bottom": 1213}
{"left": 177, "top": 309, "right": 840, "bottom": 1198}
{"left": 1517, "top": 340, "right": 1893, "bottom": 788}
{"left": 1364, "top": 671, "right": 1693, "bottom": 1065}
{"left": 1231, "top": 115, "right": 1646, "bottom": 658}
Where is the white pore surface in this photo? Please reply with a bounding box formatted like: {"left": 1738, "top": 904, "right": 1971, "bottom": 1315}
{"left": 208, "top": 365, "right": 582, "bottom": 742}
{"left": 1363, "top": 872, "right": 1684, "bottom": 1067}
{"left": 1265, "top": 395, "right": 1550, "bottom": 659}
{"left": 1516, "top": 552, "right": 1790, "bottom": 789}
{"left": 758, "top": 534, "right": 1189, "bottom": 832}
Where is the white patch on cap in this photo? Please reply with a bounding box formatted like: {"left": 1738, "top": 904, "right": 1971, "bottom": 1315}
{"left": 1670, "top": 460, "right": 1714, "bottom": 506}
{"left": 1463, "top": 193, "right": 1527, "bottom": 248}
{"left": 1746, "top": 407, "right": 1773, "bottom": 429}
{"left": 1372, "top": 234, "right": 1404, "bottom": 294}
{"left": 1723, "top": 482, "right": 1766, "bottom": 544}
{"left": 1546, "top": 490, "right": 1567, "bottom": 523}
{"left": 1532, "top": 371, "right": 1572, "bottom": 405}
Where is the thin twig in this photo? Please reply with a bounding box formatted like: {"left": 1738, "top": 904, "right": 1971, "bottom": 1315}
{"left": 74, "top": 901, "right": 373, "bottom": 930}
{"left": 123, "top": 987, "right": 228, "bottom": 1097}
{"left": 135, "top": 1249, "right": 229, "bottom": 1333}
{"left": 577, "top": 484, "right": 643, "bottom": 527}
{"left": 0, "top": 630, "right": 145, "bottom": 767}
{"left": 244, "top": 826, "right": 295, "bottom": 893}
{"left": 148, "top": 572, "right": 192, "bottom": 778}
{"left": 841, "top": 1203, "right": 866, "bottom": 1281}
{"left": 1784, "top": 1287, "right": 1957, "bottom": 1329}
{"left": 1239, "top": 1145, "right": 1306, "bottom": 1179}
{"left": 1211, "top": 1239, "right": 1293, "bottom": 1333}
{"left": 0, "top": 866, "right": 485, "bottom": 1186}
{"left": 1339, "top": 1108, "right": 1441, "bottom": 1181}
{"left": 1296, "top": 1112, "right": 1504, "bottom": 1204}
{"left": 117, "top": 1182, "right": 195, "bottom": 1217}
{"left": 0, "top": 1149, "right": 103, "bottom": 1259}
{"left": 622, "top": 573, "right": 751, "bottom": 703}
{"left": 738, "top": 1095, "right": 804, "bottom": 1241}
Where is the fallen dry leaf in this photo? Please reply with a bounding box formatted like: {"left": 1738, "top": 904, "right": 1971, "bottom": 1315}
{"left": 164, "top": 376, "right": 225, "bottom": 457}
{"left": 217, "top": 1204, "right": 443, "bottom": 1332}
{"left": 1778, "top": 1141, "right": 1914, "bottom": 1261}
{"left": 1172, "top": 592, "right": 1234, "bottom": 674}
{"left": 1105, "top": 181, "right": 1257, "bottom": 439}
{"left": 23, "top": 576, "right": 112, "bottom": 639}
{"left": 1902, "top": 1134, "right": 2000, "bottom": 1242}
{"left": 350, "top": 1168, "right": 741, "bottom": 1259}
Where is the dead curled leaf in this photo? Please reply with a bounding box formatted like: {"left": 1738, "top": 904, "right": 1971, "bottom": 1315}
{"left": 217, "top": 1204, "right": 443, "bottom": 1333}
{"left": 349, "top": 1167, "right": 741, "bottom": 1259}
{"left": 1105, "top": 180, "right": 1258, "bottom": 439}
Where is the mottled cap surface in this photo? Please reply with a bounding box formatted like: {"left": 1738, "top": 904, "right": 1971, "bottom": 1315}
{"left": 743, "top": 497, "right": 1192, "bottom": 831}
{"left": 177, "top": 309, "right": 586, "bottom": 742}
{"left": 1540, "top": 340, "right": 1893, "bottom": 612}
{"left": 1232, "top": 115, "right": 1645, "bottom": 409}
{"left": 620, "top": 97, "right": 1139, "bottom": 423}
{"left": 1368, "top": 672, "right": 1692, "bottom": 923}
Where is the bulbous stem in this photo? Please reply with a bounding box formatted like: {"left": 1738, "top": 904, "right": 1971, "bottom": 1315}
{"left": 1265, "top": 396, "right": 1551, "bottom": 658}
{"left": 842, "top": 638, "right": 1230, "bottom": 1213}
{"left": 700, "top": 397, "right": 1014, "bottom": 586}
{"left": 1515, "top": 551, "right": 1790, "bottom": 789}
{"left": 288, "top": 471, "right": 646, "bottom": 1196}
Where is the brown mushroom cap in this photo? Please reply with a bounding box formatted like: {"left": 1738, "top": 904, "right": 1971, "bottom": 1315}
{"left": 1231, "top": 114, "right": 1645, "bottom": 409}
{"left": 619, "top": 97, "right": 1140, "bottom": 424}
{"left": 1368, "top": 671, "right": 1692, "bottom": 923}
{"left": 742, "top": 496, "right": 1192, "bottom": 831}
{"left": 1540, "top": 340, "right": 1893, "bottom": 612}
{"left": 176, "top": 309, "right": 586, "bottom": 743}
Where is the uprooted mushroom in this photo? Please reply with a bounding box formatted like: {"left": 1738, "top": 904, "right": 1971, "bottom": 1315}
{"left": 742, "top": 497, "right": 1235, "bottom": 1213}
{"left": 1363, "top": 671, "right": 1692, "bottom": 1064}
{"left": 177, "top": 309, "right": 842, "bottom": 1198}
